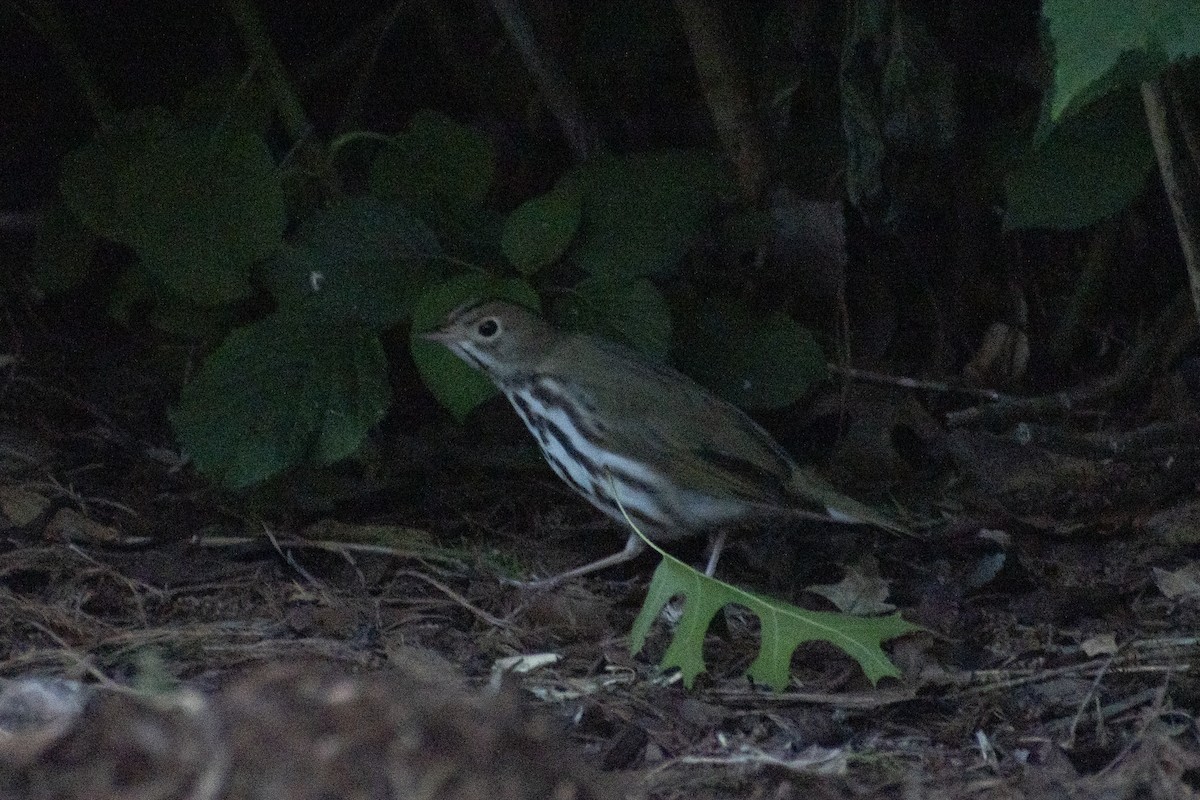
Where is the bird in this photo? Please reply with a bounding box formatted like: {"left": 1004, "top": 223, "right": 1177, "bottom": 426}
{"left": 423, "top": 299, "right": 909, "bottom": 588}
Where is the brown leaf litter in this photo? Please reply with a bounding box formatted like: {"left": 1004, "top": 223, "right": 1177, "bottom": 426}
{"left": 2, "top": 320, "right": 1200, "bottom": 799}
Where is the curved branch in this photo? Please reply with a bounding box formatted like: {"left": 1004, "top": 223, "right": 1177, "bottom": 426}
{"left": 672, "top": 0, "right": 767, "bottom": 204}
{"left": 487, "top": 0, "right": 602, "bottom": 161}
{"left": 1142, "top": 77, "right": 1200, "bottom": 329}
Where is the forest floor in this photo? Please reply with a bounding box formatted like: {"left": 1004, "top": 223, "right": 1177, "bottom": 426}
{"left": 1, "top": 314, "right": 1199, "bottom": 800}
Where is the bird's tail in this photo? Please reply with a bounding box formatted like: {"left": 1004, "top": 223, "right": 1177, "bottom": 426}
{"left": 789, "top": 466, "right": 917, "bottom": 538}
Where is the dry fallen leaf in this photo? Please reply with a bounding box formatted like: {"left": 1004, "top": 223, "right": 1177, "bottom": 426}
{"left": 44, "top": 508, "right": 123, "bottom": 544}
{"left": 963, "top": 321, "right": 1029, "bottom": 389}
{"left": 1152, "top": 562, "right": 1200, "bottom": 606}
{"left": 809, "top": 566, "right": 895, "bottom": 615}
{"left": 0, "top": 487, "right": 51, "bottom": 528}
{"left": 1080, "top": 633, "right": 1118, "bottom": 657}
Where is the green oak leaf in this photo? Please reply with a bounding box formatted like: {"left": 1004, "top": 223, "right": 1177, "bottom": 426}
{"left": 629, "top": 536, "right": 921, "bottom": 689}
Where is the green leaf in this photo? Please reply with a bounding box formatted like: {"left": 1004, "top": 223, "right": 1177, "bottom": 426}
{"left": 171, "top": 310, "right": 390, "bottom": 489}
{"left": 267, "top": 196, "right": 443, "bottom": 329}
{"left": 369, "top": 110, "right": 496, "bottom": 218}
{"left": 555, "top": 277, "right": 671, "bottom": 360}
{"left": 1044, "top": 0, "right": 1200, "bottom": 123}
{"left": 570, "top": 150, "right": 732, "bottom": 279}
{"left": 108, "top": 262, "right": 240, "bottom": 338}
{"left": 149, "top": 296, "right": 244, "bottom": 340}
{"left": 368, "top": 111, "right": 503, "bottom": 263}
{"left": 1017, "top": 0, "right": 1200, "bottom": 229}
{"left": 629, "top": 548, "right": 920, "bottom": 690}
{"left": 178, "top": 69, "right": 274, "bottom": 133}
{"left": 502, "top": 181, "right": 582, "bottom": 275}
{"left": 1005, "top": 87, "right": 1154, "bottom": 230}
{"left": 60, "top": 109, "right": 285, "bottom": 306}
{"left": 60, "top": 108, "right": 174, "bottom": 245}
{"left": 411, "top": 274, "right": 540, "bottom": 421}
{"left": 674, "top": 298, "right": 827, "bottom": 410}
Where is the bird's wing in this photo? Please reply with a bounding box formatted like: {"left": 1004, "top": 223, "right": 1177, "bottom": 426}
{"left": 543, "top": 336, "right": 913, "bottom": 536}
{"left": 788, "top": 466, "right": 913, "bottom": 536}
{"left": 547, "top": 337, "right": 800, "bottom": 506}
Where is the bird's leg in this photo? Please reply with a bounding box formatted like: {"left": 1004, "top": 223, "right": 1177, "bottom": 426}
{"left": 703, "top": 530, "right": 726, "bottom": 577}
{"left": 514, "top": 531, "right": 647, "bottom": 590}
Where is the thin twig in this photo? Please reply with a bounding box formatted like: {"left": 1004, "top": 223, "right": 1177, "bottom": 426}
{"left": 647, "top": 746, "right": 850, "bottom": 776}
{"left": 1165, "top": 69, "right": 1200, "bottom": 180}
{"left": 672, "top": 0, "right": 766, "bottom": 203}
{"left": 193, "top": 532, "right": 468, "bottom": 569}
{"left": 487, "top": 0, "right": 600, "bottom": 160}
{"left": 1061, "top": 649, "right": 1116, "bottom": 749}
{"left": 263, "top": 525, "right": 325, "bottom": 590}
{"left": 950, "top": 659, "right": 1190, "bottom": 696}
{"left": 1142, "top": 78, "right": 1200, "bottom": 328}
{"left": 828, "top": 364, "right": 1009, "bottom": 401}
{"left": 221, "top": 0, "right": 312, "bottom": 145}
{"left": 333, "top": 1, "right": 411, "bottom": 135}
{"left": 390, "top": 569, "right": 510, "bottom": 629}
{"left": 946, "top": 292, "right": 1193, "bottom": 428}
{"left": 1096, "top": 669, "right": 1175, "bottom": 776}
{"left": 711, "top": 685, "right": 915, "bottom": 709}
{"left": 25, "top": 620, "right": 122, "bottom": 690}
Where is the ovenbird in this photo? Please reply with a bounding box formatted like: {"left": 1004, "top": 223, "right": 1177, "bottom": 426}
{"left": 423, "top": 300, "right": 908, "bottom": 588}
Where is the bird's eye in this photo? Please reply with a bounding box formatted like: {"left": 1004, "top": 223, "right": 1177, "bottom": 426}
{"left": 477, "top": 318, "right": 500, "bottom": 338}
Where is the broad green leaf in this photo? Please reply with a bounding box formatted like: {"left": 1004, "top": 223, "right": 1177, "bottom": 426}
{"left": 61, "top": 109, "right": 285, "bottom": 306}
{"left": 570, "top": 150, "right": 732, "bottom": 279}
{"left": 1044, "top": 0, "right": 1200, "bottom": 123}
{"left": 369, "top": 110, "right": 495, "bottom": 218}
{"left": 629, "top": 544, "right": 920, "bottom": 689}
{"left": 109, "top": 262, "right": 239, "bottom": 338}
{"left": 411, "top": 274, "right": 540, "bottom": 421}
{"left": 502, "top": 181, "right": 582, "bottom": 275}
{"left": 149, "top": 296, "right": 244, "bottom": 340}
{"left": 555, "top": 277, "right": 671, "bottom": 360}
{"left": 1005, "top": 87, "right": 1154, "bottom": 230}
{"left": 675, "top": 298, "right": 826, "bottom": 410}
{"left": 60, "top": 108, "right": 176, "bottom": 246}
{"left": 178, "top": 69, "right": 274, "bottom": 133}
{"left": 267, "top": 196, "right": 443, "bottom": 329}
{"left": 171, "top": 311, "right": 390, "bottom": 489}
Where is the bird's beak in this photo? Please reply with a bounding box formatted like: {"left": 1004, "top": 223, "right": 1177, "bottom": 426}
{"left": 420, "top": 328, "right": 452, "bottom": 343}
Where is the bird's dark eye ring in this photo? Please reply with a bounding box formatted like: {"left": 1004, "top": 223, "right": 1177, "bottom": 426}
{"left": 477, "top": 319, "right": 499, "bottom": 338}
